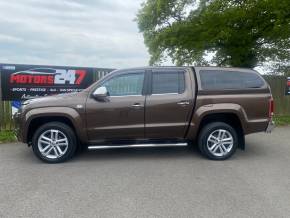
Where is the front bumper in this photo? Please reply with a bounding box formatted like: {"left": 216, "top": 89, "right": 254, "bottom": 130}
{"left": 266, "top": 119, "right": 275, "bottom": 133}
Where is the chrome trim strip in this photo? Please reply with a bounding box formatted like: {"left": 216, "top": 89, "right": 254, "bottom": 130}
{"left": 151, "top": 93, "right": 179, "bottom": 96}
{"left": 110, "top": 95, "right": 143, "bottom": 97}
{"left": 88, "top": 142, "right": 188, "bottom": 150}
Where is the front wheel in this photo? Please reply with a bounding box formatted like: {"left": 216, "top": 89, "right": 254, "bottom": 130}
{"left": 198, "top": 122, "right": 238, "bottom": 160}
{"left": 32, "top": 122, "right": 77, "bottom": 163}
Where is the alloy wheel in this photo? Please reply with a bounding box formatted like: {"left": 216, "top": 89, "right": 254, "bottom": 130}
{"left": 37, "top": 129, "right": 69, "bottom": 159}
{"left": 206, "top": 129, "right": 234, "bottom": 157}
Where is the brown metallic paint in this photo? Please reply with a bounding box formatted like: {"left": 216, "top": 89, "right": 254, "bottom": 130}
{"left": 85, "top": 95, "right": 146, "bottom": 141}
{"left": 16, "top": 91, "right": 88, "bottom": 143}
{"left": 144, "top": 69, "right": 195, "bottom": 138}
{"left": 15, "top": 66, "right": 272, "bottom": 146}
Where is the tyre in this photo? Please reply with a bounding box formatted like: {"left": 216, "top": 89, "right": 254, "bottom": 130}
{"left": 198, "top": 122, "right": 238, "bottom": 160}
{"left": 32, "top": 122, "right": 77, "bottom": 163}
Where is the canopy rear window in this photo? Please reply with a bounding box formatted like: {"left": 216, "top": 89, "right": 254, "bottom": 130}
{"left": 199, "top": 70, "right": 265, "bottom": 90}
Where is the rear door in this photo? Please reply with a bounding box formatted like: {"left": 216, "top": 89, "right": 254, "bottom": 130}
{"left": 145, "top": 68, "right": 195, "bottom": 139}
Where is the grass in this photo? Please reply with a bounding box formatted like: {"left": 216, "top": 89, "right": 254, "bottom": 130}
{"left": 273, "top": 115, "right": 290, "bottom": 126}
{"left": 0, "top": 131, "right": 17, "bottom": 143}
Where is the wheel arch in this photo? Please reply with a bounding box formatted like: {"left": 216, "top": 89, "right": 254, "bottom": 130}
{"left": 187, "top": 104, "right": 246, "bottom": 149}
{"left": 24, "top": 107, "right": 87, "bottom": 145}
{"left": 198, "top": 113, "right": 245, "bottom": 149}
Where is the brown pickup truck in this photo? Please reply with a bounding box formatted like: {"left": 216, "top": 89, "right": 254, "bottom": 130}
{"left": 14, "top": 67, "right": 274, "bottom": 163}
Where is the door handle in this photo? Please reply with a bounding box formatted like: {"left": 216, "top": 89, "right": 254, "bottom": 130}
{"left": 131, "top": 103, "right": 143, "bottom": 108}
{"left": 177, "top": 101, "right": 190, "bottom": 106}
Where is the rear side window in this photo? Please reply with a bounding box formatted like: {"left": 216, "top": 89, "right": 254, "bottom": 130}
{"left": 199, "top": 70, "right": 264, "bottom": 90}
{"left": 152, "top": 71, "right": 185, "bottom": 94}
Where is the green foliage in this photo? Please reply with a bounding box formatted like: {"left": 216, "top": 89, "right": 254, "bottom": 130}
{"left": 273, "top": 115, "right": 290, "bottom": 126}
{"left": 0, "top": 131, "right": 16, "bottom": 143}
{"left": 136, "top": 0, "right": 290, "bottom": 68}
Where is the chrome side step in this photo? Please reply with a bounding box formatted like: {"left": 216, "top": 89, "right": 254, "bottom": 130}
{"left": 88, "top": 142, "right": 188, "bottom": 150}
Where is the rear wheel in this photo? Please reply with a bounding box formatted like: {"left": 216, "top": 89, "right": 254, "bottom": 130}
{"left": 32, "top": 122, "right": 77, "bottom": 163}
{"left": 198, "top": 122, "right": 238, "bottom": 160}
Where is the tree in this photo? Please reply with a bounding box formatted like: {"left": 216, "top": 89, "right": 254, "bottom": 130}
{"left": 136, "top": 0, "right": 290, "bottom": 70}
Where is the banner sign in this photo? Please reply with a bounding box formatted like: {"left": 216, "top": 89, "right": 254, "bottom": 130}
{"left": 0, "top": 64, "right": 112, "bottom": 100}
{"left": 286, "top": 77, "right": 290, "bottom": 95}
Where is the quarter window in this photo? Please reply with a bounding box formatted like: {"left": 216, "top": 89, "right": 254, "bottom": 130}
{"left": 152, "top": 71, "right": 185, "bottom": 94}
{"left": 102, "top": 73, "right": 144, "bottom": 96}
{"left": 199, "top": 70, "right": 265, "bottom": 90}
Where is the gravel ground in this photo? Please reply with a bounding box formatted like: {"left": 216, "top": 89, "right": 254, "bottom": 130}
{"left": 0, "top": 127, "right": 290, "bottom": 218}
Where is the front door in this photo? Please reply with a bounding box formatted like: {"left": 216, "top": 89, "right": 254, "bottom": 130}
{"left": 145, "top": 69, "right": 194, "bottom": 139}
{"left": 86, "top": 70, "right": 145, "bottom": 142}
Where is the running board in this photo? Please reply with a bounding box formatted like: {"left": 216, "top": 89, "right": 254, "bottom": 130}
{"left": 88, "top": 142, "right": 188, "bottom": 150}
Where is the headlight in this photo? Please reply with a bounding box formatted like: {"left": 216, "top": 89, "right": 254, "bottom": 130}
{"left": 21, "top": 100, "right": 31, "bottom": 106}
{"left": 20, "top": 100, "right": 32, "bottom": 112}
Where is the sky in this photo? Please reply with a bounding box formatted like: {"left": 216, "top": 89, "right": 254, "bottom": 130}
{"left": 0, "top": 0, "right": 151, "bottom": 69}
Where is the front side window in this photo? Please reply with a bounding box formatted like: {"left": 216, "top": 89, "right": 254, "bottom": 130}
{"left": 102, "top": 73, "right": 144, "bottom": 96}
{"left": 152, "top": 71, "right": 185, "bottom": 94}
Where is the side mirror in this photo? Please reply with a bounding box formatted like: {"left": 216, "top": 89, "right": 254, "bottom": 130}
{"left": 92, "top": 86, "right": 109, "bottom": 101}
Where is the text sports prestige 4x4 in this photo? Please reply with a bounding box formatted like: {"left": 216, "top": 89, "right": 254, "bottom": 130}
{"left": 14, "top": 67, "right": 275, "bottom": 163}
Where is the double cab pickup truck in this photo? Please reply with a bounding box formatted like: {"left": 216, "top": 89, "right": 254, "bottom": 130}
{"left": 14, "top": 67, "right": 274, "bottom": 163}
